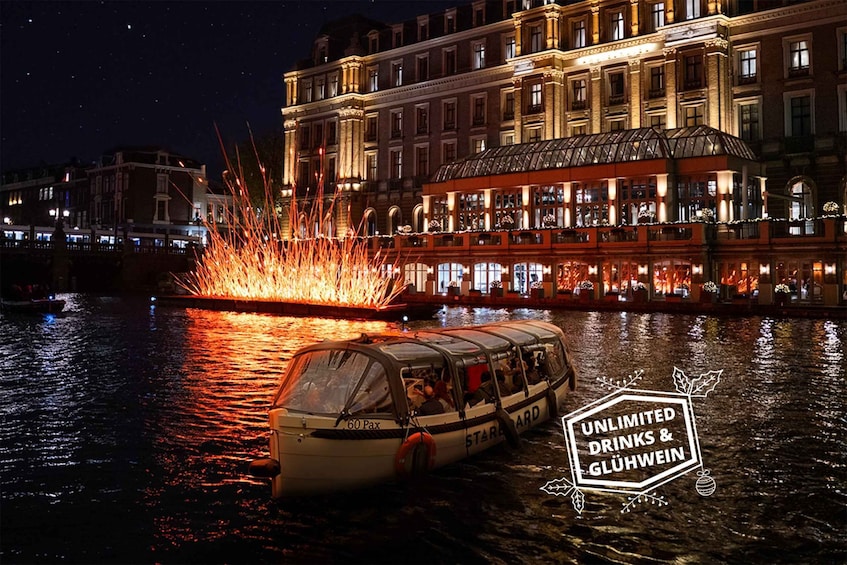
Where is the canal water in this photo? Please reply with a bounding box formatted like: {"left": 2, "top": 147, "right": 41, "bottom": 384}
{"left": 1, "top": 294, "right": 844, "bottom": 564}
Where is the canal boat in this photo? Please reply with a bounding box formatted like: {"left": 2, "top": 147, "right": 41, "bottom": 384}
{"left": 248, "top": 320, "right": 576, "bottom": 497}
{"left": 0, "top": 296, "right": 66, "bottom": 314}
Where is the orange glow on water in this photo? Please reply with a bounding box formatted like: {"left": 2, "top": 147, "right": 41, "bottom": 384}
{"left": 179, "top": 165, "right": 406, "bottom": 309}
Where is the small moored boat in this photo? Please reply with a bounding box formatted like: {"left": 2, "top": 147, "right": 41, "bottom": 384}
{"left": 249, "top": 320, "right": 576, "bottom": 497}
{"left": 0, "top": 296, "right": 66, "bottom": 314}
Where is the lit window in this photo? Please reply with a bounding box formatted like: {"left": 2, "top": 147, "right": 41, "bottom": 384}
{"left": 649, "top": 114, "right": 666, "bottom": 130}
{"left": 573, "top": 20, "right": 586, "bottom": 49}
{"left": 473, "top": 43, "right": 486, "bottom": 70}
{"left": 503, "top": 91, "right": 515, "bottom": 120}
{"left": 649, "top": 66, "right": 664, "bottom": 97}
{"left": 738, "top": 49, "right": 757, "bottom": 83}
{"left": 789, "top": 40, "right": 810, "bottom": 74}
{"left": 738, "top": 103, "right": 760, "bottom": 142}
{"left": 685, "top": 0, "right": 701, "bottom": 20}
{"left": 571, "top": 79, "right": 586, "bottom": 110}
{"left": 610, "top": 11, "right": 624, "bottom": 41}
{"left": 684, "top": 105, "right": 704, "bottom": 127}
{"left": 366, "top": 153, "right": 377, "bottom": 180}
{"left": 390, "top": 149, "right": 402, "bottom": 178}
{"left": 472, "top": 138, "right": 486, "bottom": 153}
{"left": 530, "top": 24, "right": 543, "bottom": 53}
{"left": 391, "top": 111, "right": 403, "bottom": 138}
{"left": 608, "top": 72, "right": 624, "bottom": 103}
{"left": 368, "top": 68, "right": 379, "bottom": 92}
{"left": 650, "top": 3, "right": 665, "bottom": 31}
{"left": 529, "top": 83, "right": 542, "bottom": 112}
{"left": 392, "top": 62, "right": 403, "bottom": 87}
{"left": 505, "top": 36, "right": 516, "bottom": 59}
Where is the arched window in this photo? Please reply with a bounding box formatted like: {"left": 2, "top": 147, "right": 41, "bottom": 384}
{"left": 472, "top": 262, "right": 502, "bottom": 292}
{"left": 387, "top": 206, "right": 401, "bottom": 234}
{"left": 436, "top": 262, "right": 464, "bottom": 292}
{"left": 413, "top": 205, "right": 424, "bottom": 232}
{"left": 512, "top": 261, "right": 543, "bottom": 294}
{"left": 363, "top": 208, "right": 378, "bottom": 236}
{"left": 787, "top": 176, "right": 815, "bottom": 220}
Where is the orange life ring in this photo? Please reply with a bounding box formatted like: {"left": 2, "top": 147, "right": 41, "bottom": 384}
{"left": 394, "top": 431, "right": 436, "bottom": 477}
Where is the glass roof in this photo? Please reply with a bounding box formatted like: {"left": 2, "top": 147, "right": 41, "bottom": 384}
{"left": 431, "top": 126, "right": 758, "bottom": 183}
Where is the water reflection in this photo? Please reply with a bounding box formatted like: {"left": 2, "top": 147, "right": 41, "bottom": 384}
{"left": 0, "top": 297, "right": 844, "bottom": 563}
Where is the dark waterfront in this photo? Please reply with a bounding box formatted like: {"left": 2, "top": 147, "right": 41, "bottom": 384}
{"left": 1, "top": 295, "right": 844, "bottom": 564}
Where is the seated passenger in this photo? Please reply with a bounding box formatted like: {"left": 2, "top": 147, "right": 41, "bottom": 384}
{"left": 468, "top": 372, "right": 496, "bottom": 406}
{"left": 433, "top": 374, "right": 454, "bottom": 409}
{"left": 524, "top": 356, "right": 541, "bottom": 385}
{"left": 418, "top": 386, "right": 446, "bottom": 415}
{"left": 495, "top": 370, "right": 514, "bottom": 395}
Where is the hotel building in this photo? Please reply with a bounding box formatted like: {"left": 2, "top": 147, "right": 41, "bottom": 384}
{"left": 280, "top": 0, "right": 846, "bottom": 307}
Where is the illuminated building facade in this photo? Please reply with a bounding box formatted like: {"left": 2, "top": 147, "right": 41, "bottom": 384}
{"left": 282, "top": 0, "right": 846, "bottom": 306}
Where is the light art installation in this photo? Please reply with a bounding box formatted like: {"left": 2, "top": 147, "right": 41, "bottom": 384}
{"left": 179, "top": 159, "right": 406, "bottom": 309}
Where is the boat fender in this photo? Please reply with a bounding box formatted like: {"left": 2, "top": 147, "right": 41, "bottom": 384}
{"left": 394, "top": 432, "right": 436, "bottom": 477}
{"left": 248, "top": 457, "right": 281, "bottom": 478}
{"left": 546, "top": 386, "right": 559, "bottom": 420}
{"left": 495, "top": 408, "right": 521, "bottom": 449}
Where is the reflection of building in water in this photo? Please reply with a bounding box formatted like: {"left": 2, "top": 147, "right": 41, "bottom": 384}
{"left": 281, "top": 0, "right": 846, "bottom": 307}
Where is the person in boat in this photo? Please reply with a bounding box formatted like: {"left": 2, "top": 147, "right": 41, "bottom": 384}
{"left": 468, "top": 372, "right": 497, "bottom": 406}
{"left": 495, "top": 370, "right": 513, "bottom": 395}
{"left": 417, "top": 385, "right": 445, "bottom": 415}
{"left": 524, "top": 354, "right": 541, "bottom": 385}
{"left": 432, "top": 373, "right": 454, "bottom": 410}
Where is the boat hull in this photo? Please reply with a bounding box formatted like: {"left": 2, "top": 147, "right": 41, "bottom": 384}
{"left": 267, "top": 372, "right": 573, "bottom": 497}
{"left": 0, "top": 298, "right": 66, "bottom": 314}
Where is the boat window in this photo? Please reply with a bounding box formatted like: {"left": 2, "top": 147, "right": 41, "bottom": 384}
{"left": 272, "top": 349, "right": 380, "bottom": 415}
{"left": 543, "top": 340, "right": 567, "bottom": 376}
{"left": 345, "top": 362, "right": 392, "bottom": 416}
{"left": 403, "top": 365, "right": 456, "bottom": 414}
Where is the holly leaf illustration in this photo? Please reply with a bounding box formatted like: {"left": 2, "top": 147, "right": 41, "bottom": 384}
{"left": 571, "top": 488, "right": 585, "bottom": 514}
{"left": 688, "top": 370, "right": 722, "bottom": 397}
{"left": 540, "top": 476, "right": 574, "bottom": 497}
{"left": 672, "top": 367, "right": 691, "bottom": 395}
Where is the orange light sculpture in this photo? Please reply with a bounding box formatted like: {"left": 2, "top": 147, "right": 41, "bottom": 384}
{"left": 179, "top": 156, "right": 406, "bottom": 309}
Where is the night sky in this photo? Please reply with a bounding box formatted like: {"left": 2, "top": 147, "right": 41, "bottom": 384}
{"left": 1, "top": 1, "right": 458, "bottom": 179}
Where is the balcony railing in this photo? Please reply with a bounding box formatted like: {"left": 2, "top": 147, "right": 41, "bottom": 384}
{"left": 571, "top": 100, "right": 586, "bottom": 111}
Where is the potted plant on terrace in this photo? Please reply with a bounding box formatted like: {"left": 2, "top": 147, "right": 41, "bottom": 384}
{"left": 774, "top": 283, "right": 791, "bottom": 306}
{"left": 530, "top": 280, "right": 545, "bottom": 299}
{"left": 822, "top": 201, "right": 840, "bottom": 216}
{"left": 632, "top": 281, "right": 648, "bottom": 303}
{"left": 489, "top": 279, "right": 504, "bottom": 298}
{"left": 701, "top": 281, "right": 718, "bottom": 303}
{"left": 577, "top": 280, "right": 594, "bottom": 301}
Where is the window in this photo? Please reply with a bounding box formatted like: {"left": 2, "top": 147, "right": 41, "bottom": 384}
{"left": 571, "top": 79, "right": 586, "bottom": 110}
{"left": 684, "top": 55, "right": 702, "bottom": 89}
{"left": 392, "top": 62, "right": 403, "bottom": 87}
{"left": 505, "top": 35, "right": 516, "bottom": 60}
{"left": 365, "top": 114, "right": 378, "bottom": 142}
{"left": 418, "top": 19, "right": 429, "bottom": 41}
{"left": 390, "top": 149, "right": 402, "bottom": 178}
{"left": 300, "top": 127, "right": 310, "bottom": 150}
{"left": 610, "top": 11, "right": 624, "bottom": 41}
{"left": 329, "top": 73, "right": 339, "bottom": 97}
{"left": 789, "top": 94, "right": 812, "bottom": 136}
{"left": 471, "top": 137, "right": 486, "bottom": 153}
{"left": 501, "top": 132, "right": 515, "bottom": 145}
{"left": 416, "top": 106, "right": 429, "bottom": 134}
{"left": 393, "top": 27, "right": 403, "bottom": 48}
{"left": 443, "top": 100, "right": 457, "bottom": 130}
{"left": 840, "top": 29, "right": 847, "bottom": 71}
{"left": 644, "top": 66, "right": 663, "bottom": 98}
{"left": 316, "top": 78, "right": 325, "bottom": 100}
{"left": 444, "top": 49, "right": 457, "bottom": 75}
{"left": 474, "top": 6, "right": 484, "bottom": 26}
{"left": 530, "top": 24, "right": 543, "bottom": 53}
{"left": 303, "top": 80, "right": 313, "bottom": 103}
{"left": 445, "top": 12, "right": 455, "bottom": 34}
{"left": 573, "top": 20, "right": 586, "bottom": 49}
{"left": 683, "top": 105, "right": 704, "bottom": 127}
{"left": 650, "top": 2, "right": 665, "bottom": 32}
{"left": 417, "top": 55, "right": 429, "bottom": 81}
{"left": 368, "top": 32, "right": 379, "bottom": 54}
{"left": 738, "top": 48, "right": 757, "bottom": 84}
{"left": 472, "top": 96, "right": 486, "bottom": 126}
{"left": 368, "top": 67, "right": 379, "bottom": 92}
{"left": 503, "top": 91, "right": 515, "bottom": 120}
{"left": 415, "top": 146, "right": 429, "bottom": 177}
{"left": 608, "top": 71, "right": 625, "bottom": 104}
{"left": 648, "top": 113, "right": 666, "bottom": 130}
{"left": 313, "top": 123, "right": 323, "bottom": 148}
{"left": 839, "top": 85, "right": 847, "bottom": 133}
{"left": 685, "top": 0, "right": 701, "bottom": 20}
{"left": 608, "top": 119, "right": 625, "bottom": 131}
{"left": 327, "top": 120, "right": 337, "bottom": 144}
{"left": 738, "top": 102, "right": 760, "bottom": 142}
{"left": 571, "top": 123, "right": 587, "bottom": 136}
{"left": 788, "top": 39, "right": 810, "bottom": 76}
{"left": 443, "top": 141, "right": 457, "bottom": 164}
{"left": 526, "top": 127, "right": 542, "bottom": 143}
{"left": 528, "top": 83, "right": 542, "bottom": 113}
{"left": 391, "top": 110, "right": 403, "bottom": 139}
{"left": 473, "top": 42, "right": 486, "bottom": 70}
{"left": 366, "top": 153, "right": 377, "bottom": 180}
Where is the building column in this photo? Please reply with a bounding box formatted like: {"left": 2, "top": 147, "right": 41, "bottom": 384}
{"left": 283, "top": 118, "right": 298, "bottom": 187}
{"left": 630, "top": 0, "right": 639, "bottom": 37}
{"left": 546, "top": 13, "right": 559, "bottom": 49}
{"left": 759, "top": 177, "right": 768, "bottom": 218}
{"left": 521, "top": 185, "right": 531, "bottom": 228}
{"left": 590, "top": 66, "right": 602, "bottom": 133}
{"left": 545, "top": 70, "right": 565, "bottom": 139}
{"left": 337, "top": 108, "right": 365, "bottom": 184}
{"left": 483, "top": 189, "right": 493, "bottom": 230}
{"left": 447, "top": 192, "right": 457, "bottom": 232}
{"left": 666, "top": 0, "right": 675, "bottom": 24}
{"left": 591, "top": 3, "right": 600, "bottom": 45}
{"left": 717, "top": 170, "right": 733, "bottom": 222}
{"left": 663, "top": 48, "right": 678, "bottom": 129}
{"left": 656, "top": 173, "right": 669, "bottom": 222}
{"left": 705, "top": 38, "right": 731, "bottom": 132}
{"left": 285, "top": 76, "right": 298, "bottom": 105}
{"left": 608, "top": 178, "right": 618, "bottom": 225}
{"left": 563, "top": 182, "right": 573, "bottom": 227}
{"left": 628, "top": 59, "right": 642, "bottom": 128}
{"left": 513, "top": 77, "right": 524, "bottom": 143}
